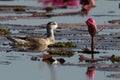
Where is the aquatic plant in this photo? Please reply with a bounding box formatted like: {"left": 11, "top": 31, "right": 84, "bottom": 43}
{"left": 57, "top": 58, "right": 65, "bottom": 64}
{"left": 86, "top": 18, "right": 97, "bottom": 59}
{"left": 80, "top": 47, "right": 99, "bottom": 54}
{"left": 48, "top": 42, "right": 76, "bottom": 47}
{"left": 48, "top": 49, "right": 74, "bottom": 57}
{"left": 0, "top": 29, "right": 11, "bottom": 35}
{"left": 83, "top": 47, "right": 90, "bottom": 52}
{"left": 13, "top": 8, "right": 26, "bottom": 13}
{"left": 31, "top": 56, "right": 40, "bottom": 61}
{"left": 43, "top": 7, "right": 53, "bottom": 13}
{"left": 110, "top": 54, "right": 120, "bottom": 63}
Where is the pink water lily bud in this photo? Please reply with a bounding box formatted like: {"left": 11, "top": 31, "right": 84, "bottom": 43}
{"left": 86, "top": 18, "right": 97, "bottom": 37}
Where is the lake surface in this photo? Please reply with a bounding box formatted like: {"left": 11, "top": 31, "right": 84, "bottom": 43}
{"left": 0, "top": 0, "right": 120, "bottom": 80}
{"left": 0, "top": 0, "right": 120, "bottom": 25}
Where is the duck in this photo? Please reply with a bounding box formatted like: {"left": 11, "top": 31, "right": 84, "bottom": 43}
{"left": 7, "top": 21, "right": 58, "bottom": 51}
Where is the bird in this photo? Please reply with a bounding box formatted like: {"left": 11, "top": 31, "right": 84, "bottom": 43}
{"left": 7, "top": 21, "right": 58, "bottom": 51}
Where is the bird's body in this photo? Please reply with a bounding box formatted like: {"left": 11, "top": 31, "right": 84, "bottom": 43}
{"left": 7, "top": 22, "right": 58, "bottom": 51}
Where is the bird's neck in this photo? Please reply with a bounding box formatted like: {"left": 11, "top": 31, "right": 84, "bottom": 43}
{"left": 47, "top": 29, "right": 55, "bottom": 44}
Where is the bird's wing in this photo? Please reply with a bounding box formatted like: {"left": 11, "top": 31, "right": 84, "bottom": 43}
{"left": 7, "top": 36, "right": 49, "bottom": 47}
{"left": 26, "top": 37, "right": 48, "bottom": 45}
{"left": 7, "top": 36, "right": 30, "bottom": 45}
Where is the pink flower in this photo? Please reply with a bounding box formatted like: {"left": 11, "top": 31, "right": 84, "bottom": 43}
{"left": 86, "top": 18, "right": 97, "bottom": 37}
{"left": 37, "top": 0, "right": 53, "bottom": 7}
{"left": 52, "top": 0, "right": 65, "bottom": 7}
{"left": 66, "top": 0, "right": 80, "bottom": 8}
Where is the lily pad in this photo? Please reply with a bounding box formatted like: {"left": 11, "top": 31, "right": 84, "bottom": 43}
{"left": 110, "top": 54, "right": 120, "bottom": 63}
{"left": 48, "top": 42, "right": 76, "bottom": 47}
{"left": 0, "top": 29, "right": 11, "bottom": 35}
{"left": 48, "top": 49, "right": 74, "bottom": 57}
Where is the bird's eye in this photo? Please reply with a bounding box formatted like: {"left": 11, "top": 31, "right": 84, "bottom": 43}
{"left": 52, "top": 22, "right": 56, "bottom": 25}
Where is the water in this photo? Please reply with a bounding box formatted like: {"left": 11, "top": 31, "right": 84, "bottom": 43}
{"left": 0, "top": 0, "right": 120, "bottom": 25}
{"left": 0, "top": 0, "right": 120, "bottom": 80}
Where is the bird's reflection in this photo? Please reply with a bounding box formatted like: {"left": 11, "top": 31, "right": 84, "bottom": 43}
{"left": 47, "top": 64, "right": 57, "bottom": 80}
{"left": 86, "top": 66, "right": 96, "bottom": 80}
{"left": 39, "top": 54, "right": 57, "bottom": 80}
{"left": 38, "top": 60, "right": 57, "bottom": 80}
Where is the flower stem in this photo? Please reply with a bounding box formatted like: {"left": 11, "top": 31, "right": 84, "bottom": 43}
{"left": 91, "top": 36, "right": 94, "bottom": 59}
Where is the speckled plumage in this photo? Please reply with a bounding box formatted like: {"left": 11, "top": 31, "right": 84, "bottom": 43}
{"left": 7, "top": 22, "right": 58, "bottom": 51}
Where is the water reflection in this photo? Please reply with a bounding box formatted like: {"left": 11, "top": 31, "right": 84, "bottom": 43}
{"left": 79, "top": 54, "right": 96, "bottom": 80}
{"left": 37, "top": 60, "right": 57, "bottom": 80}
{"left": 86, "top": 66, "right": 96, "bottom": 80}
{"left": 47, "top": 64, "right": 57, "bottom": 80}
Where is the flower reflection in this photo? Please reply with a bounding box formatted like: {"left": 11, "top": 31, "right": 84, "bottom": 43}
{"left": 86, "top": 66, "right": 96, "bottom": 80}
{"left": 38, "top": 0, "right": 80, "bottom": 8}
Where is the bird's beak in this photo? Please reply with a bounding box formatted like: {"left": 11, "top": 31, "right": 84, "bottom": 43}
{"left": 55, "top": 27, "right": 62, "bottom": 32}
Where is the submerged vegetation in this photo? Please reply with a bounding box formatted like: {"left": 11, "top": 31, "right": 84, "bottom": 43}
{"left": 48, "top": 49, "right": 74, "bottom": 57}
{"left": 48, "top": 42, "right": 76, "bottom": 47}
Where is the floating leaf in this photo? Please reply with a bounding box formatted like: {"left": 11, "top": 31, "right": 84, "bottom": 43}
{"left": 48, "top": 42, "right": 76, "bottom": 47}
{"left": 48, "top": 49, "right": 74, "bottom": 57}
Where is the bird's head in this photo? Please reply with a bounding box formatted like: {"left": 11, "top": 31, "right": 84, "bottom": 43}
{"left": 47, "top": 21, "right": 58, "bottom": 30}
